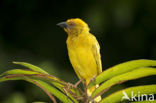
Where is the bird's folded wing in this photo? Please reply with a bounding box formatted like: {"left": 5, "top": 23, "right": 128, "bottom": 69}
{"left": 91, "top": 42, "right": 102, "bottom": 74}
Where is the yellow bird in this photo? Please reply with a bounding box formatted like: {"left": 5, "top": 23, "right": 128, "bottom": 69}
{"left": 57, "top": 18, "right": 102, "bottom": 102}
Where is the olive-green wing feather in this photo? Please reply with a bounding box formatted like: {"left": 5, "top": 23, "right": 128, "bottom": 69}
{"left": 91, "top": 39, "right": 102, "bottom": 74}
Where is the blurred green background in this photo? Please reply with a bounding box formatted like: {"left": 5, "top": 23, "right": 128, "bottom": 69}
{"left": 0, "top": 0, "right": 156, "bottom": 102}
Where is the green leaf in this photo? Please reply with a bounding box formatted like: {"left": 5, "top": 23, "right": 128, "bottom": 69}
{"left": 0, "top": 76, "right": 77, "bottom": 103}
{"left": 0, "top": 68, "right": 81, "bottom": 101}
{"left": 0, "top": 69, "right": 40, "bottom": 76}
{"left": 11, "top": 62, "right": 82, "bottom": 98}
{"left": 1, "top": 69, "right": 66, "bottom": 84}
{"left": 91, "top": 67, "right": 156, "bottom": 98}
{"left": 100, "top": 85, "right": 156, "bottom": 103}
{"left": 88, "top": 59, "right": 156, "bottom": 87}
{"left": 0, "top": 69, "right": 66, "bottom": 87}
{"left": 13, "top": 62, "right": 49, "bottom": 74}
{"left": 0, "top": 68, "right": 80, "bottom": 103}
{"left": 26, "top": 79, "right": 75, "bottom": 103}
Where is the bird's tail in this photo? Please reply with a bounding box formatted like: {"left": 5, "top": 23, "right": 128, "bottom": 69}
{"left": 87, "top": 80, "right": 101, "bottom": 102}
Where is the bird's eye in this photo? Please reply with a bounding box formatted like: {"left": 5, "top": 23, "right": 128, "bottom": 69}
{"left": 69, "top": 22, "right": 75, "bottom": 26}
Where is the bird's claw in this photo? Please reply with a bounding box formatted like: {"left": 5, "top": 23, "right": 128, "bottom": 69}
{"left": 90, "top": 75, "right": 96, "bottom": 83}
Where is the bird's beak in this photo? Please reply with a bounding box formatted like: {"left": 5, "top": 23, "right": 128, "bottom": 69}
{"left": 57, "top": 22, "right": 68, "bottom": 29}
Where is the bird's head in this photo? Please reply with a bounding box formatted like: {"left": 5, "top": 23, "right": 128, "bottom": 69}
{"left": 57, "top": 18, "right": 90, "bottom": 35}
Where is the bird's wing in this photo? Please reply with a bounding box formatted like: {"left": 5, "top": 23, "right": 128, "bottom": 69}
{"left": 91, "top": 40, "right": 102, "bottom": 74}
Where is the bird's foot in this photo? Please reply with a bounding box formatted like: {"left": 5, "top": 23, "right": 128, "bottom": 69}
{"left": 67, "top": 79, "right": 83, "bottom": 89}
{"left": 90, "top": 75, "right": 96, "bottom": 83}
{"left": 67, "top": 82, "right": 75, "bottom": 89}
{"left": 74, "top": 79, "right": 83, "bottom": 88}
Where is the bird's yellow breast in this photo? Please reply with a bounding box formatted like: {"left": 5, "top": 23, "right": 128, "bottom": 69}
{"left": 66, "top": 34, "right": 98, "bottom": 81}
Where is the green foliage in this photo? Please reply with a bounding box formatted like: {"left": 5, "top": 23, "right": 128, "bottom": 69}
{"left": 13, "top": 62, "right": 49, "bottom": 74}
{"left": 100, "top": 85, "right": 156, "bottom": 103}
{"left": 0, "top": 59, "right": 156, "bottom": 103}
{"left": 91, "top": 67, "right": 156, "bottom": 98}
{"left": 88, "top": 59, "right": 156, "bottom": 87}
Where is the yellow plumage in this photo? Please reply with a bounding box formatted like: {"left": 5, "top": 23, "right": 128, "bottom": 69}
{"left": 58, "top": 18, "right": 102, "bottom": 102}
